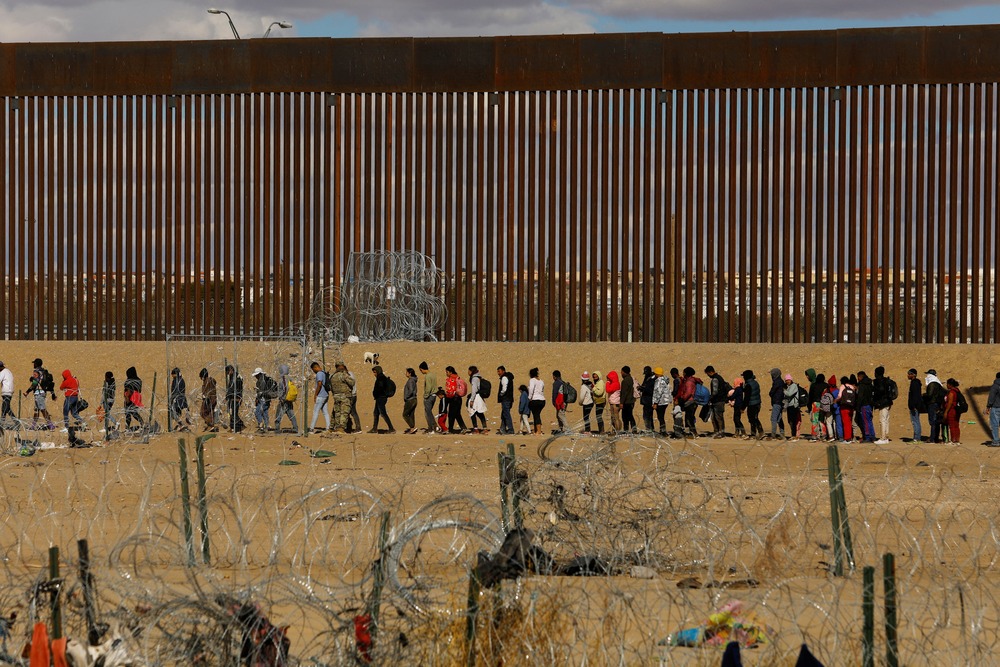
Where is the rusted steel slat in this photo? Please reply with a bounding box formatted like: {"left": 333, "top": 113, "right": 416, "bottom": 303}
{"left": 970, "top": 83, "right": 981, "bottom": 343}
{"left": 44, "top": 97, "right": 54, "bottom": 338}
{"left": 480, "top": 92, "right": 491, "bottom": 340}
{"left": 835, "top": 88, "right": 846, "bottom": 344}
{"left": 781, "top": 88, "right": 793, "bottom": 344}
{"left": 120, "top": 95, "right": 130, "bottom": 340}
{"left": 641, "top": 89, "right": 653, "bottom": 342}
{"left": 327, "top": 93, "right": 338, "bottom": 327}
{"left": 433, "top": 93, "right": 445, "bottom": 339}
{"left": 193, "top": 95, "right": 203, "bottom": 336}
{"left": 916, "top": 85, "right": 929, "bottom": 342}
{"left": 724, "top": 89, "right": 736, "bottom": 343}
{"left": 747, "top": 90, "right": 759, "bottom": 342}
{"left": 861, "top": 86, "right": 873, "bottom": 345}
{"left": 683, "top": 90, "right": 694, "bottom": 341}
{"left": 881, "top": 86, "right": 893, "bottom": 343}
{"left": 801, "top": 88, "right": 813, "bottom": 343}
{"left": 283, "top": 92, "right": 293, "bottom": 332}
{"left": 587, "top": 91, "right": 598, "bottom": 341}
{"left": 395, "top": 92, "right": 405, "bottom": 257}
{"left": 560, "top": 90, "right": 570, "bottom": 342}
{"left": 91, "top": 96, "right": 102, "bottom": 340}
{"left": 0, "top": 100, "right": 7, "bottom": 338}
{"left": 901, "top": 86, "right": 914, "bottom": 342}
{"left": 25, "top": 97, "right": 35, "bottom": 340}
{"left": 515, "top": 92, "right": 526, "bottom": 341}
{"left": 610, "top": 89, "right": 622, "bottom": 341}
{"left": 959, "top": 83, "right": 971, "bottom": 343}
{"left": 526, "top": 92, "right": 538, "bottom": 341}
{"left": 949, "top": 84, "right": 960, "bottom": 343}
{"left": 501, "top": 93, "right": 514, "bottom": 341}
{"left": 55, "top": 97, "right": 66, "bottom": 339}
{"left": 766, "top": 89, "right": 779, "bottom": 342}
{"left": 538, "top": 91, "right": 549, "bottom": 341}
{"left": 849, "top": 86, "right": 861, "bottom": 343}
{"left": 935, "top": 85, "right": 947, "bottom": 342}
{"left": 704, "top": 89, "right": 716, "bottom": 342}
{"left": 629, "top": 89, "right": 641, "bottom": 342}
{"left": 987, "top": 85, "right": 997, "bottom": 343}
{"left": 891, "top": 86, "right": 903, "bottom": 343}
{"left": 466, "top": 92, "right": 477, "bottom": 341}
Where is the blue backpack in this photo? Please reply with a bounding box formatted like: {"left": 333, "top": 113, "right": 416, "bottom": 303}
{"left": 693, "top": 383, "right": 711, "bottom": 406}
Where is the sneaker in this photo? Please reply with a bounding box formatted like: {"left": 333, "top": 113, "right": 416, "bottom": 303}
{"left": 875, "top": 439, "right": 889, "bottom": 444}
{"left": 387, "top": 429, "right": 396, "bottom": 434}
{"left": 987, "top": 442, "right": 1000, "bottom": 448}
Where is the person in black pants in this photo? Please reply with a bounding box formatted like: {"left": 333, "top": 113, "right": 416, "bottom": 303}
{"left": 370, "top": 365, "right": 395, "bottom": 434}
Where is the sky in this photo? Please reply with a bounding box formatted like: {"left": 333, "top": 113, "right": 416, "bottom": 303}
{"left": 1, "top": 0, "right": 999, "bottom": 43}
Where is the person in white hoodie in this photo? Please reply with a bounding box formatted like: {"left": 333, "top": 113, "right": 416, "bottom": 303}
{"left": 467, "top": 366, "right": 488, "bottom": 433}
{"left": 579, "top": 372, "right": 594, "bottom": 433}
{"left": 923, "top": 370, "right": 946, "bottom": 444}
{"left": 0, "top": 361, "right": 14, "bottom": 424}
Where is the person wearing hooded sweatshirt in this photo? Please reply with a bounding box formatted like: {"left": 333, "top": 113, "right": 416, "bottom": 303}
{"left": 579, "top": 372, "right": 595, "bottom": 433}
{"left": 705, "top": 366, "right": 728, "bottom": 437}
{"left": 551, "top": 370, "right": 567, "bottom": 434}
{"left": 923, "top": 370, "right": 946, "bottom": 443}
{"left": 872, "top": 366, "right": 894, "bottom": 444}
{"left": 225, "top": 364, "right": 245, "bottom": 433}
{"left": 273, "top": 363, "right": 299, "bottom": 434}
{"left": 620, "top": 366, "right": 637, "bottom": 433}
{"left": 252, "top": 368, "right": 279, "bottom": 432}
{"left": 742, "top": 370, "right": 763, "bottom": 439}
{"left": 59, "top": 369, "right": 85, "bottom": 431}
{"left": 729, "top": 377, "right": 747, "bottom": 438}
{"left": 768, "top": 368, "right": 786, "bottom": 440}
{"left": 837, "top": 376, "right": 856, "bottom": 442}
{"left": 651, "top": 367, "right": 672, "bottom": 436}
{"left": 782, "top": 374, "right": 801, "bottom": 440}
{"left": 639, "top": 366, "right": 655, "bottom": 432}
{"left": 199, "top": 368, "right": 218, "bottom": 432}
{"left": 605, "top": 370, "right": 623, "bottom": 433}
{"left": 943, "top": 378, "right": 962, "bottom": 444}
{"left": 467, "top": 366, "right": 489, "bottom": 433}
{"left": 987, "top": 372, "right": 1000, "bottom": 448}
{"left": 169, "top": 367, "right": 193, "bottom": 431}
{"left": 675, "top": 367, "right": 700, "bottom": 436}
{"left": 829, "top": 374, "right": 843, "bottom": 441}
{"left": 100, "top": 371, "right": 119, "bottom": 437}
{"left": 806, "top": 368, "right": 824, "bottom": 440}
{"left": 855, "top": 370, "right": 876, "bottom": 443}
{"left": 591, "top": 371, "right": 607, "bottom": 434}
{"left": 370, "top": 365, "right": 396, "bottom": 434}
{"left": 906, "top": 368, "right": 923, "bottom": 443}
{"left": 123, "top": 366, "right": 146, "bottom": 430}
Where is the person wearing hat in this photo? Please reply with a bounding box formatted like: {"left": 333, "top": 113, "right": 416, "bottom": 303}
{"left": 252, "top": 367, "right": 280, "bottom": 433}
{"left": 123, "top": 366, "right": 146, "bottom": 431}
{"left": 23, "top": 366, "right": 55, "bottom": 430}
{"left": 579, "top": 371, "right": 594, "bottom": 433}
{"left": 782, "top": 373, "right": 802, "bottom": 441}
{"left": 651, "top": 367, "right": 673, "bottom": 436}
{"left": 0, "top": 361, "right": 14, "bottom": 425}
{"left": 328, "top": 361, "right": 356, "bottom": 433}
{"left": 923, "top": 369, "right": 945, "bottom": 443}
{"left": 169, "top": 367, "right": 193, "bottom": 432}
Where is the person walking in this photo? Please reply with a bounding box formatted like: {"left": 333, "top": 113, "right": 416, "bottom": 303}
{"left": 742, "top": 370, "right": 764, "bottom": 439}
{"left": 987, "top": 372, "right": 1000, "bottom": 448}
{"left": 309, "top": 362, "right": 332, "bottom": 432}
{"left": 639, "top": 366, "right": 655, "bottom": 432}
{"left": 467, "top": 366, "right": 488, "bottom": 433}
{"left": 620, "top": 367, "right": 637, "bottom": 433}
{"left": 591, "top": 371, "right": 607, "bottom": 434}
{"left": 123, "top": 366, "right": 146, "bottom": 431}
{"left": 100, "top": 371, "right": 119, "bottom": 438}
{"left": 872, "top": 366, "right": 894, "bottom": 444}
{"left": 169, "top": 368, "right": 193, "bottom": 431}
{"left": 199, "top": 368, "right": 219, "bottom": 432}
{"left": 444, "top": 366, "right": 469, "bottom": 434}
{"left": 0, "top": 362, "right": 14, "bottom": 424}
{"left": 579, "top": 372, "right": 595, "bottom": 433}
{"left": 402, "top": 368, "right": 418, "bottom": 433}
{"left": 23, "top": 368, "right": 55, "bottom": 431}
{"left": 768, "top": 368, "right": 786, "bottom": 440}
{"left": 806, "top": 369, "right": 825, "bottom": 441}
{"left": 517, "top": 385, "right": 531, "bottom": 435}
{"left": 59, "top": 369, "right": 85, "bottom": 431}
{"left": 346, "top": 365, "right": 362, "bottom": 433}
{"left": 906, "top": 368, "right": 923, "bottom": 443}
{"left": 828, "top": 374, "right": 843, "bottom": 441}
{"left": 273, "top": 364, "right": 299, "bottom": 434}
{"left": 651, "top": 367, "right": 672, "bottom": 436}
{"left": 943, "top": 378, "right": 962, "bottom": 444}
{"left": 923, "top": 370, "right": 946, "bottom": 443}
{"left": 329, "top": 362, "right": 355, "bottom": 433}
{"left": 527, "top": 367, "right": 545, "bottom": 435}
{"left": 730, "top": 377, "right": 747, "bottom": 438}
{"left": 606, "top": 370, "right": 623, "bottom": 433}
{"left": 675, "top": 367, "right": 699, "bottom": 437}
{"left": 252, "top": 368, "right": 280, "bottom": 432}
{"left": 783, "top": 374, "right": 801, "bottom": 441}
{"left": 419, "top": 362, "right": 439, "bottom": 433}
{"left": 225, "top": 365, "right": 245, "bottom": 433}
{"left": 369, "top": 365, "right": 396, "bottom": 433}
{"left": 819, "top": 378, "right": 836, "bottom": 441}
{"left": 552, "top": 370, "right": 568, "bottom": 434}
{"left": 496, "top": 366, "right": 515, "bottom": 435}
{"left": 705, "top": 366, "right": 728, "bottom": 438}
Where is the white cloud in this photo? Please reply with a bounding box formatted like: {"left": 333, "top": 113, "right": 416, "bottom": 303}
{"left": 581, "top": 0, "right": 996, "bottom": 21}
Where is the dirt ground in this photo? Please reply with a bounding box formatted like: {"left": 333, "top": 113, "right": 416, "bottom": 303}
{"left": 0, "top": 340, "right": 998, "bottom": 665}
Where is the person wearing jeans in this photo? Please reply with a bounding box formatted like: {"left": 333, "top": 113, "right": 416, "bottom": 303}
{"left": 309, "top": 362, "right": 331, "bottom": 432}
{"left": 420, "top": 362, "right": 439, "bottom": 432}
{"left": 988, "top": 371, "right": 1000, "bottom": 447}
{"left": 905, "top": 368, "right": 922, "bottom": 443}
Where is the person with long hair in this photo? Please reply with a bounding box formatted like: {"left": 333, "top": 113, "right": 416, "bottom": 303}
{"left": 527, "top": 367, "right": 546, "bottom": 435}
{"left": 605, "top": 370, "right": 622, "bottom": 433}
{"left": 444, "top": 366, "right": 469, "bottom": 434}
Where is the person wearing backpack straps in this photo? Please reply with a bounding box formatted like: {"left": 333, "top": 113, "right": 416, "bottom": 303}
{"left": 782, "top": 374, "right": 802, "bottom": 441}
{"left": 526, "top": 367, "right": 545, "bottom": 436}
{"left": 651, "top": 367, "right": 673, "bottom": 436}
{"left": 836, "top": 376, "right": 856, "bottom": 442}
{"left": 273, "top": 364, "right": 299, "bottom": 435}
{"left": 619, "top": 367, "right": 637, "bottom": 433}
{"left": 942, "top": 378, "right": 962, "bottom": 445}
{"left": 854, "top": 371, "right": 877, "bottom": 443}
{"left": 551, "top": 370, "right": 568, "bottom": 434}
{"left": 872, "top": 366, "right": 895, "bottom": 444}
{"left": 768, "top": 368, "right": 786, "bottom": 441}
{"left": 467, "top": 366, "right": 488, "bottom": 434}
{"left": 444, "top": 366, "right": 470, "bottom": 434}
{"left": 369, "top": 365, "right": 396, "bottom": 434}
{"left": 496, "top": 366, "right": 515, "bottom": 435}
{"left": 591, "top": 370, "right": 607, "bottom": 434}
{"left": 705, "top": 366, "right": 728, "bottom": 438}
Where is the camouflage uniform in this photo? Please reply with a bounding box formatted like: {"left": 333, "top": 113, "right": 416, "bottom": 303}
{"left": 330, "top": 370, "right": 355, "bottom": 431}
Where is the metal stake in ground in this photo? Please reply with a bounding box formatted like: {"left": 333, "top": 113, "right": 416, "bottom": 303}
{"left": 48, "top": 546, "right": 62, "bottom": 640}
{"left": 196, "top": 433, "right": 216, "bottom": 564}
{"left": 884, "top": 553, "right": 899, "bottom": 667}
{"left": 178, "top": 438, "right": 196, "bottom": 566}
{"left": 862, "top": 565, "right": 875, "bottom": 667}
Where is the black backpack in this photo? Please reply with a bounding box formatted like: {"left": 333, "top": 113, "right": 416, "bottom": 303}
{"left": 563, "top": 383, "right": 578, "bottom": 404}
{"left": 385, "top": 376, "right": 397, "bottom": 398}
{"left": 797, "top": 385, "right": 809, "bottom": 407}
{"left": 887, "top": 378, "right": 899, "bottom": 401}
{"left": 263, "top": 376, "right": 283, "bottom": 400}
{"left": 39, "top": 367, "right": 55, "bottom": 393}
{"left": 839, "top": 386, "right": 857, "bottom": 409}
{"left": 956, "top": 391, "right": 968, "bottom": 415}
{"left": 322, "top": 370, "right": 333, "bottom": 394}
{"left": 478, "top": 377, "right": 492, "bottom": 399}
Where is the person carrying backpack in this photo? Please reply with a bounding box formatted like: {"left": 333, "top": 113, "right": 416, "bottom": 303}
{"left": 742, "top": 370, "right": 764, "bottom": 439}
{"left": 942, "top": 378, "right": 963, "bottom": 444}
{"left": 855, "top": 371, "right": 876, "bottom": 443}
{"left": 675, "top": 367, "right": 700, "bottom": 437}
{"left": 552, "top": 370, "right": 568, "bottom": 434}
{"left": 369, "top": 365, "right": 396, "bottom": 434}
{"left": 23, "top": 366, "right": 55, "bottom": 431}
{"left": 252, "top": 368, "right": 281, "bottom": 432}
{"left": 705, "top": 366, "right": 729, "bottom": 438}
{"left": 467, "top": 366, "right": 488, "bottom": 433}
{"left": 273, "top": 364, "right": 299, "bottom": 434}
{"left": 444, "top": 366, "right": 469, "bottom": 434}
{"left": 123, "top": 366, "right": 146, "bottom": 431}
{"left": 169, "top": 367, "right": 193, "bottom": 432}
{"left": 837, "top": 376, "right": 857, "bottom": 442}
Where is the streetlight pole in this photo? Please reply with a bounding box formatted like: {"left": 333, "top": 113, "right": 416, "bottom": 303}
{"left": 263, "top": 21, "right": 293, "bottom": 38}
{"left": 206, "top": 8, "right": 240, "bottom": 39}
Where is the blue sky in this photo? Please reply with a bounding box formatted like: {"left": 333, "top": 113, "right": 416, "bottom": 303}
{"left": 1, "top": 1, "right": 999, "bottom": 43}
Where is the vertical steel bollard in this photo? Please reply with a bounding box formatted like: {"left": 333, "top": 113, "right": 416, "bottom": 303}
{"left": 862, "top": 565, "right": 875, "bottom": 667}
{"left": 884, "top": 553, "right": 899, "bottom": 667}
{"left": 48, "top": 546, "right": 62, "bottom": 639}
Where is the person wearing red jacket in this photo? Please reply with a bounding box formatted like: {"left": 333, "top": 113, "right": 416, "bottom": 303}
{"left": 675, "top": 366, "right": 700, "bottom": 436}
{"left": 59, "top": 369, "right": 86, "bottom": 446}
{"left": 605, "top": 370, "right": 622, "bottom": 433}
{"left": 943, "top": 378, "right": 961, "bottom": 444}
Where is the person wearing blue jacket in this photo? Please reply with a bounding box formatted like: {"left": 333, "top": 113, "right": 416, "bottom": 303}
{"left": 517, "top": 384, "right": 531, "bottom": 435}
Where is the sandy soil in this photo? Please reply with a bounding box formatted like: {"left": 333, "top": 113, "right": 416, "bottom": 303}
{"left": 0, "top": 340, "right": 997, "bottom": 664}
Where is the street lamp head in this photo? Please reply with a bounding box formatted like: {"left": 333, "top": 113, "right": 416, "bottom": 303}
{"left": 206, "top": 8, "right": 222, "bottom": 14}
{"left": 206, "top": 7, "right": 241, "bottom": 39}
{"left": 278, "top": 21, "right": 292, "bottom": 28}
